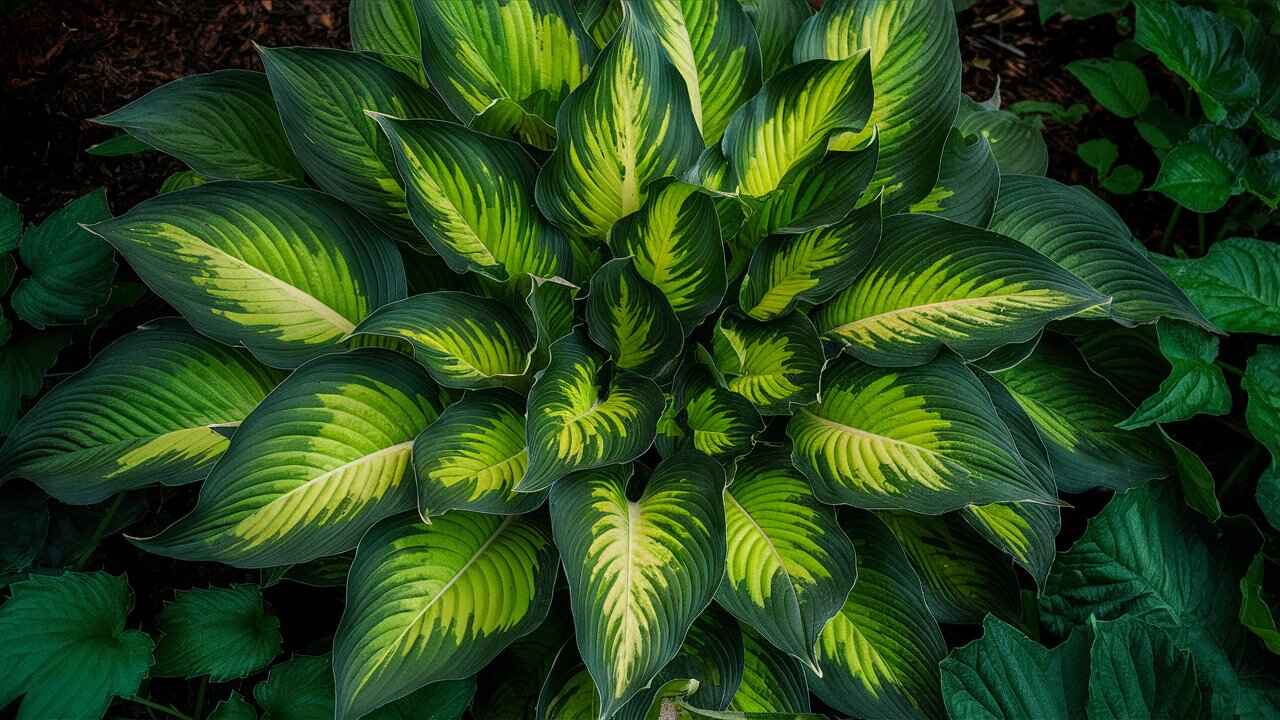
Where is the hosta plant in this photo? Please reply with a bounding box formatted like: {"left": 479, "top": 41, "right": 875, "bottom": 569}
{"left": 3, "top": 0, "right": 1279, "bottom": 719}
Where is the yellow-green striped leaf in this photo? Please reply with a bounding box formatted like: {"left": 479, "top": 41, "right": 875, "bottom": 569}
{"left": 351, "top": 291, "right": 537, "bottom": 391}
{"left": 788, "top": 353, "right": 1055, "bottom": 513}
{"left": 739, "top": 199, "right": 881, "bottom": 321}
{"left": 816, "top": 213, "right": 1107, "bottom": 367}
{"left": 131, "top": 349, "right": 442, "bottom": 568}
{"left": 521, "top": 329, "right": 663, "bottom": 492}
{"left": 548, "top": 455, "right": 727, "bottom": 718}
{"left": 990, "top": 175, "right": 1212, "bottom": 330}
{"left": 720, "top": 54, "right": 873, "bottom": 198}
{"left": 728, "top": 627, "right": 812, "bottom": 714}
{"left": 372, "top": 116, "right": 571, "bottom": 281}
{"left": 86, "top": 182, "right": 407, "bottom": 369}
{"left": 414, "top": 0, "right": 595, "bottom": 148}
{"left": 0, "top": 320, "right": 279, "bottom": 505}
{"left": 578, "top": 0, "right": 623, "bottom": 49}
{"left": 259, "top": 46, "right": 450, "bottom": 238}
{"left": 536, "top": 8, "right": 702, "bottom": 237}
{"left": 795, "top": 0, "right": 962, "bottom": 212}
{"left": 607, "top": 178, "right": 726, "bottom": 334}
{"left": 586, "top": 257, "right": 684, "bottom": 379}
{"left": 349, "top": 0, "right": 426, "bottom": 85}
{"left": 413, "top": 389, "right": 543, "bottom": 517}
{"left": 908, "top": 128, "right": 1001, "bottom": 227}
{"left": 808, "top": 512, "right": 946, "bottom": 720}
{"left": 680, "top": 383, "right": 764, "bottom": 461}
{"left": 710, "top": 310, "right": 823, "bottom": 415}
{"left": 537, "top": 644, "right": 602, "bottom": 719}
{"left": 630, "top": 0, "right": 762, "bottom": 144}
{"left": 717, "top": 447, "right": 857, "bottom": 673}
{"left": 335, "top": 510, "right": 558, "bottom": 720}
{"left": 738, "top": 0, "right": 812, "bottom": 80}
{"left": 96, "top": 70, "right": 303, "bottom": 182}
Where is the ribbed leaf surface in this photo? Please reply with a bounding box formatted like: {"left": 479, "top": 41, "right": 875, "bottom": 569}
{"left": 586, "top": 257, "right": 684, "bottom": 379}
{"left": 153, "top": 585, "right": 281, "bottom": 681}
{"left": 710, "top": 310, "right": 823, "bottom": 415}
{"left": 729, "top": 627, "right": 813, "bottom": 713}
{"left": 909, "top": 129, "right": 1001, "bottom": 227}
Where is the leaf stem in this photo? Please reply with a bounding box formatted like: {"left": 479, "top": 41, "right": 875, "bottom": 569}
{"left": 1162, "top": 205, "right": 1183, "bottom": 251}
{"left": 129, "top": 697, "right": 194, "bottom": 720}
{"left": 73, "top": 492, "right": 125, "bottom": 570}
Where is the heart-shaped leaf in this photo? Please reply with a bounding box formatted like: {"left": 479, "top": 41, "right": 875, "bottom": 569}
{"left": 710, "top": 310, "right": 823, "bottom": 415}
{"left": 586, "top": 257, "right": 685, "bottom": 379}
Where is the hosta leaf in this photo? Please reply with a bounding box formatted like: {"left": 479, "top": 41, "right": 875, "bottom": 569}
{"left": 607, "top": 179, "right": 726, "bottom": 333}
{"left": 809, "top": 512, "right": 946, "bottom": 720}
{"left": 616, "top": 605, "right": 745, "bottom": 719}
{"left": 909, "top": 129, "right": 1001, "bottom": 227}
{"left": 521, "top": 329, "right": 663, "bottom": 492}
{"left": 537, "top": 647, "right": 603, "bottom": 718}
{"left": 795, "top": 0, "right": 962, "bottom": 211}
{"left": 132, "top": 349, "right": 442, "bottom": 568}
{"left": 586, "top": 257, "right": 684, "bottom": 378}
{"left": 728, "top": 627, "right": 812, "bottom": 713}
{"left": 536, "top": 9, "right": 702, "bottom": 237}
{"left": 259, "top": 46, "right": 450, "bottom": 236}
{"left": 719, "top": 54, "right": 873, "bottom": 198}
{"left": 680, "top": 383, "right": 763, "bottom": 461}
{"left": 1118, "top": 321, "right": 1230, "bottom": 429}
{"left": 0, "top": 572, "right": 153, "bottom": 720}
{"left": 350, "top": 0, "right": 425, "bottom": 84}
{"left": 1086, "top": 617, "right": 1201, "bottom": 719}
{"left": 0, "top": 320, "right": 280, "bottom": 505}
{"left": 986, "top": 337, "right": 1170, "bottom": 493}
{"left": 351, "top": 291, "right": 537, "bottom": 391}
{"left": 629, "top": 0, "right": 762, "bottom": 144}
{"left": 335, "top": 511, "right": 558, "bottom": 720}
{"left": 95, "top": 70, "right": 303, "bottom": 181}
{"left": 817, "top": 213, "right": 1104, "bottom": 368}
{"left": 159, "top": 170, "right": 208, "bottom": 194}
{"left": 87, "top": 182, "right": 407, "bottom": 369}
{"left": 789, "top": 353, "right": 1054, "bottom": 513}
{"left": 738, "top": 0, "right": 811, "bottom": 80}
{"left": 990, "top": 175, "right": 1211, "bottom": 330}
{"left": 85, "top": 132, "right": 151, "bottom": 157}
{"left": 1151, "top": 237, "right": 1280, "bottom": 334}
{"left": 413, "top": 389, "right": 543, "bottom": 517}
{"left": 473, "top": 607, "right": 572, "bottom": 719}
{"left": 209, "top": 691, "right": 257, "bottom": 720}
{"left": 940, "top": 616, "right": 1090, "bottom": 720}
{"left": 548, "top": 455, "right": 727, "bottom": 717}
{"left": 955, "top": 96, "right": 1048, "bottom": 177}
{"left": 710, "top": 310, "right": 822, "bottom": 415}
{"left": 372, "top": 116, "right": 571, "bottom": 280}
{"left": 414, "top": 0, "right": 595, "bottom": 148}
{"left": 153, "top": 585, "right": 281, "bottom": 681}
{"left": 717, "top": 447, "right": 857, "bottom": 672}
{"left": 11, "top": 189, "right": 115, "bottom": 329}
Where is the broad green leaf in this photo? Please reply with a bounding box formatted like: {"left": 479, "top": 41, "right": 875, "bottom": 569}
{"left": 0, "top": 330, "right": 73, "bottom": 436}
{"left": 987, "top": 337, "right": 1170, "bottom": 493}
{"left": 1068, "top": 323, "right": 1165, "bottom": 406}
{"left": 132, "top": 349, "right": 442, "bottom": 568}
{"left": 96, "top": 70, "right": 303, "bottom": 181}
{"left": 413, "top": 389, "right": 543, "bottom": 517}
{"left": 586, "top": 257, "right": 684, "bottom": 378}
{"left": 816, "top": 213, "right": 1105, "bottom": 367}
{"left": 1151, "top": 237, "right": 1280, "bottom": 334}
{"left": 1077, "top": 139, "right": 1118, "bottom": 177}
{"left": 739, "top": 200, "right": 880, "bottom": 322}
{"left": 0, "top": 194, "right": 19, "bottom": 253}
{"left": 10, "top": 189, "right": 115, "bottom": 329}
{"left": 710, "top": 310, "right": 822, "bottom": 415}
{"left": 577, "top": 0, "right": 623, "bottom": 49}
{"left": 1086, "top": 617, "right": 1201, "bottom": 719}
{"left": 350, "top": 0, "right": 425, "bottom": 84}
{"left": 87, "top": 182, "right": 407, "bottom": 369}
{"left": 352, "top": 291, "right": 537, "bottom": 391}
{"left": 372, "top": 115, "right": 571, "bottom": 279}
{"left": 414, "top": 0, "right": 595, "bottom": 148}
{"left": 718, "top": 54, "right": 873, "bottom": 199}
{"left": 0, "top": 572, "right": 153, "bottom": 720}
{"left": 1152, "top": 141, "right": 1239, "bottom": 213}
{"left": 1118, "top": 321, "right": 1230, "bottom": 429}
{"left": 209, "top": 691, "right": 258, "bottom": 720}
{"left": 159, "top": 170, "right": 207, "bottom": 194}
{"left": 717, "top": 447, "right": 857, "bottom": 672}
{"left": 153, "top": 585, "right": 281, "bottom": 681}
{"left": 0, "top": 483, "right": 49, "bottom": 575}
{"left": 1162, "top": 430, "right": 1221, "bottom": 522}
{"left": 536, "top": 9, "right": 702, "bottom": 237}
{"left": 789, "top": 353, "right": 1054, "bottom": 513}
{"left": 940, "top": 616, "right": 1090, "bottom": 720}
{"left": 0, "top": 320, "right": 279, "bottom": 505}
{"left": 795, "top": 0, "right": 962, "bottom": 211}
{"left": 1066, "top": 59, "right": 1150, "bottom": 118}
{"left": 616, "top": 605, "right": 744, "bottom": 719}
{"left": 728, "top": 627, "right": 811, "bottom": 713}
{"left": 955, "top": 96, "right": 1048, "bottom": 176}
{"left": 808, "top": 512, "right": 946, "bottom": 720}
{"left": 522, "top": 329, "right": 662, "bottom": 492}
{"left": 880, "top": 512, "right": 1021, "bottom": 625}
{"left": 629, "top": 0, "right": 762, "bottom": 144}
{"left": 259, "top": 46, "right": 450, "bottom": 236}
{"left": 990, "top": 174, "right": 1212, "bottom": 330}
{"left": 548, "top": 455, "right": 727, "bottom": 717}
{"left": 536, "top": 646, "right": 603, "bottom": 718}
{"left": 1245, "top": 345, "right": 1280, "bottom": 503}
{"left": 738, "top": 0, "right": 811, "bottom": 80}
{"left": 255, "top": 654, "right": 335, "bottom": 720}
{"left": 335, "top": 511, "right": 557, "bottom": 720}
{"left": 85, "top": 132, "right": 152, "bottom": 157}
{"left": 607, "top": 179, "right": 726, "bottom": 333}
{"left": 909, "top": 129, "right": 1001, "bottom": 227}
{"left": 679, "top": 383, "right": 763, "bottom": 461}
{"left": 1240, "top": 554, "right": 1280, "bottom": 655}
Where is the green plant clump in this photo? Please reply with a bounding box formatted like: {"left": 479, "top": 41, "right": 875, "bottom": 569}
{"left": 1, "top": 0, "right": 1279, "bottom": 719}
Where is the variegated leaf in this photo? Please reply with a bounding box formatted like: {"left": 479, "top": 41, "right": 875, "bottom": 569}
{"left": 710, "top": 310, "right": 823, "bottom": 415}
{"left": 909, "top": 128, "right": 1001, "bottom": 227}
{"left": 586, "top": 257, "right": 684, "bottom": 379}
{"left": 349, "top": 0, "right": 425, "bottom": 85}
{"left": 680, "top": 383, "right": 764, "bottom": 461}
{"left": 738, "top": 0, "right": 813, "bottom": 80}
{"left": 614, "top": 605, "right": 745, "bottom": 719}
{"left": 729, "top": 626, "right": 813, "bottom": 713}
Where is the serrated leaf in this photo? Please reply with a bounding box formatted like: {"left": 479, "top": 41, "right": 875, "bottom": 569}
{"left": 335, "top": 511, "right": 557, "bottom": 720}
{"left": 1119, "top": 321, "right": 1230, "bottom": 429}
{"left": 132, "top": 349, "right": 442, "bottom": 568}
{"left": 587, "top": 257, "right": 684, "bottom": 378}
{"left": 154, "top": 585, "right": 281, "bottom": 681}
{"left": 350, "top": 0, "right": 425, "bottom": 85}
{"left": 1151, "top": 237, "right": 1280, "bottom": 334}
{"left": 728, "top": 627, "right": 811, "bottom": 713}
{"left": 909, "top": 129, "right": 1001, "bottom": 227}
{"left": 710, "top": 310, "right": 822, "bottom": 415}
{"left": 87, "top": 182, "right": 407, "bottom": 369}
{"left": 0, "top": 320, "right": 279, "bottom": 505}
{"left": 816, "top": 213, "right": 1104, "bottom": 368}
{"left": 96, "top": 70, "right": 303, "bottom": 181}
{"left": 255, "top": 654, "right": 335, "bottom": 720}
{"left": 1086, "top": 616, "right": 1201, "bottom": 719}
{"left": 738, "top": 0, "right": 811, "bottom": 80}
{"left": 209, "top": 691, "right": 258, "bottom": 720}
{"left": 1066, "top": 59, "right": 1150, "bottom": 118}
{"left": 548, "top": 456, "right": 727, "bottom": 717}
{"left": 11, "top": 189, "right": 115, "bottom": 329}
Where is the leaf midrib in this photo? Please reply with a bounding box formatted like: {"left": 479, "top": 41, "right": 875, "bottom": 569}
{"left": 827, "top": 292, "right": 1081, "bottom": 337}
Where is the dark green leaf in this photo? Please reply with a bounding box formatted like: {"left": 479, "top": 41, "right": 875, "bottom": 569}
{"left": 1086, "top": 616, "right": 1201, "bottom": 719}
{"left": 1067, "top": 59, "right": 1150, "bottom": 118}
{"left": 1118, "top": 320, "right": 1231, "bottom": 428}
{"left": 10, "top": 189, "right": 115, "bottom": 328}
{"left": 153, "top": 585, "right": 282, "bottom": 681}
{"left": 1152, "top": 238, "right": 1280, "bottom": 334}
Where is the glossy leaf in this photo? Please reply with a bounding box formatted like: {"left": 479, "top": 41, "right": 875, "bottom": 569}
{"left": 728, "top": 627, "right": 812, "bottom": 713}
{"left": 10, "top": 189, "right": 115, "bottom": 329}
{"left": 586, "top": 257, "right": 684, "bottom": 379}
{"left": 154, "top": 585, "right": 282, "bottom": 681}
{"left": 350, "top": 0, "right": 425, "bottom": 84}
{"left": 1086, "top": 617, "right": 1201, "bottom": 719}
{"left": 908, "top": 129, "right": 1000, "bottom": 227}
{"left": 955, "top": 96, "right": 1048, "bottom": 177}
{"left": 710, "top": 310, "right": 822, "bottom": 415}
{"left": 738, "top": 0, "right": 811, "bottom": 80}
{"left": 1151, "top": 237, "right": 1280, "bottom": 334}
{"left": 616, "top": 605, "right": 744, "bottom": 719}
{"left": 1066, "top": 59, "right": 1150, "bottom": 118}
{"left": 1118, "top": 321, "right": 1230, "bottom": 429}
